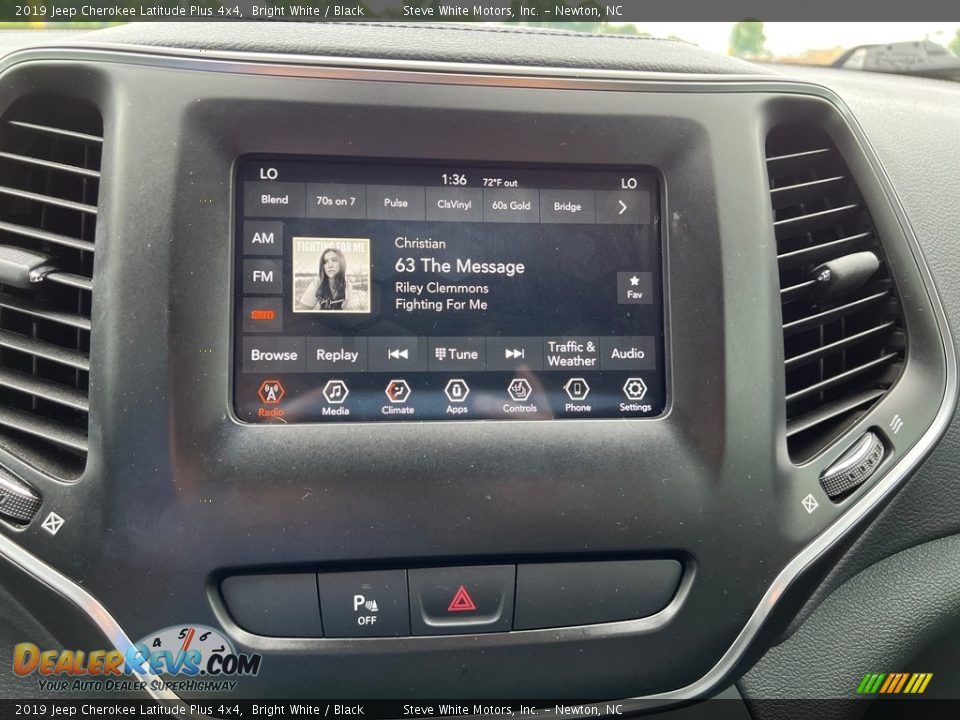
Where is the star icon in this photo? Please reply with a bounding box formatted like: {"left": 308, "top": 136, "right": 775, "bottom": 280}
{"left": 629, "top": 275, "right": 640, "bottom": 286}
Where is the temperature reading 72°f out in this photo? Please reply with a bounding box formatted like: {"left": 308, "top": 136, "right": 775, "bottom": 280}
{"left": 483, "top": 177, "right": 519, "bottom": 187}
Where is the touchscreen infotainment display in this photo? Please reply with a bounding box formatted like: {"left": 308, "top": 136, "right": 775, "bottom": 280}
{"left": 234, "top": 158, "right": 666, "bottom": 423}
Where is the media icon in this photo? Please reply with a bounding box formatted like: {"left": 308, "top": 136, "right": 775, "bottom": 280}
{"left": 507, "top": 378, "right": 533, "bottom": 402}
{"left": 444, "top": 379, "right": 470, "bottom": 403}
{"left": 388, "top": 348, "right": 409, "bottom": 360}
{"left": 563, "top": 378, "right": 590, "bottom": 401}
{"left": 504, "top": 348, "right": 525, "bottom": 360}
{"left": 322, "top": 379, "right": 350, "bottom": 404}
{"left": 385, "top": 379, "right": 412, "bottom": 404}
{"left": 623, "top": 377, "right": 648, "bottom": 401}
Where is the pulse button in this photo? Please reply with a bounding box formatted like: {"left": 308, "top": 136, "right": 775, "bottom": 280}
{"left": 408, "top": 565, "right": 515, "bottom": 635}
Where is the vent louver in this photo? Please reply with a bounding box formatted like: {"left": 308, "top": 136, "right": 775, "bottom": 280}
{"left": 766, "top": 124, "right": 905, "bottom": 462}
{"left": 0, "top": 97, "right": 101, "bottom": 479}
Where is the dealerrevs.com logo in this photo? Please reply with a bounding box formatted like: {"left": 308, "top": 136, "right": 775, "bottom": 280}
{"left": 13, "top": 625, "right": 261, "bottom": 694}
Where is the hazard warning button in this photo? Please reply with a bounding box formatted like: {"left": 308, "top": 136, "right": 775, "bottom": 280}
{"left": 407, "top": 565, "right": 515, "bottom": 635}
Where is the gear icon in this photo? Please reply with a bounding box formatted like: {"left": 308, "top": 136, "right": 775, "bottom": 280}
{"left": 623, "top": 378, "right": 648, "bottom": 401}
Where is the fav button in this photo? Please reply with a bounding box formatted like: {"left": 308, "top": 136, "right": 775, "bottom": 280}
{"left": 408, "top": 565, "right": 515, "bottom": 635}
{"left": 318, "top": 570, "right": 410, "bottom": 638}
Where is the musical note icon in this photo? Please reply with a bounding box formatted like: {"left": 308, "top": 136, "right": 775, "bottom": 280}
{"left": 322, "top": 380, "right": 349, "bottom": 404}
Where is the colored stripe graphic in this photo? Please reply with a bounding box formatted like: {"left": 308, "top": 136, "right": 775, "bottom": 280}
{"left": 857, "top": 672, "right": 932, "bottom": 694}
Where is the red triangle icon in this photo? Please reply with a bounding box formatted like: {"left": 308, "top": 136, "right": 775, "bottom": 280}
{"left": 447, "top": 585, "right": 477, "bottom": 612}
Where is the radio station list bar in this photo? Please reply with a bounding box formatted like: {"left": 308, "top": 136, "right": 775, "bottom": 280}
{"left": 243, "top": 181, "right": 651, "bottom": 226}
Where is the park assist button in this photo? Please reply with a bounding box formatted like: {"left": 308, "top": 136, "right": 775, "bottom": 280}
{"left": 408, "top": 566, "right": 515, "bottom": 635}
{"left": 318, "top": 570, "right": 410, "bottom": 638}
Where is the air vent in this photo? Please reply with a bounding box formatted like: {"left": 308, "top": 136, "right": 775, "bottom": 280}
{"left": 0, "top": 97, "right": 101, "bottom": 479}
{"left": 766, "top": 124, "right": 905, "bottom": 462}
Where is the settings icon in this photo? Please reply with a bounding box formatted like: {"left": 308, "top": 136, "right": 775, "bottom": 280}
{"left": 623, "top": 378, "right": 648, "bottom": 401}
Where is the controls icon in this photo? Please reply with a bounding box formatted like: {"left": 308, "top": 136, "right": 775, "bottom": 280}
{"left": 444, "top": 379, "right": 470, "bottom": 403}
{"left": 504, "top": 348, "right": 525, "bottom": 360}
{"left": 563, "top": 378, "right": 590, "bottom": 401}
{"left": 322, "top": 380, "right": 350, "bottom": 404}
{"left": 623, "top": 378, "right": 648, "bottom": 400}
{"left": 385, "top": 379, "right": 411, "bottom": 404}
{"left": 388, "top": 348, "right": 409, "bottom": 360}
{"left": 257, "top": 379, "right": 285, "bottom": 404}
{"left": 507, "top": 378, "right": 533, "bottom": 402}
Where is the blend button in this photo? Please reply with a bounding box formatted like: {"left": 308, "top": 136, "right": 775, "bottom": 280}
{"left": 244, "top": 181, "right": 306, "bottom": 218}
{"left": 408, "top": 565, "right": 515, "bottom": 635}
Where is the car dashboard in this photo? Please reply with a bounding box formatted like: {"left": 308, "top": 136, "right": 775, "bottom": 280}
{"left": 0, "top": 23, "right": 958, "bottom": 709}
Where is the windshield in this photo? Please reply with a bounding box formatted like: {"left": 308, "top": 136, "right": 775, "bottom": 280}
{"left": 3, "top": 18, "right": 959, "bottom": 71}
